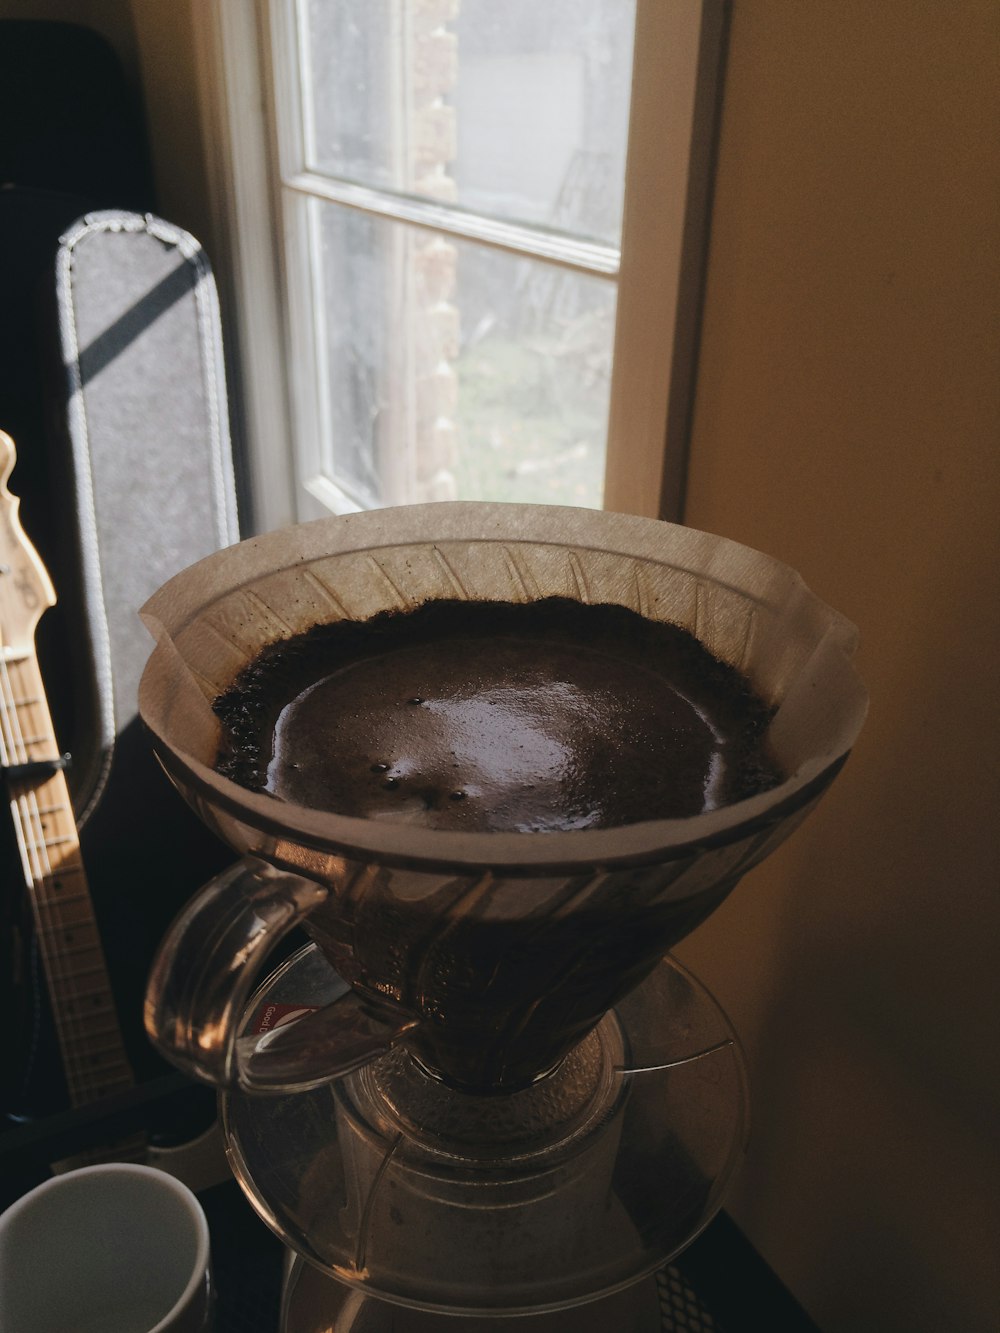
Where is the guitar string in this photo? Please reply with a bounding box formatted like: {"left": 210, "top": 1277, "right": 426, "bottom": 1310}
{"left": 5, "top": 650, "right": 134, "bottom": 1103}
{"left": 3, "top": 657, "right": 128, "bottom": 1103}
{"left": 0, "top": 660, "right": 143, "bottom": 1166}
{"left": 0, "top": 646, "right": 98, "bottom": 1099}
{"left": 0, "top": 640, "right": 116, "bottom": 1101}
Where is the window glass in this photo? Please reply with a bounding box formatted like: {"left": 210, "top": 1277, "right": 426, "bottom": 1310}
{"left": 315, "top": 199, "right": 615, "bottom": 508}
{"left": 302, "top": 0, "right": 636, "bottom": 244}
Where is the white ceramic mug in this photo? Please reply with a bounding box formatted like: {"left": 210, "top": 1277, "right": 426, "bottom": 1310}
{"left": 0, "top": 1162, "right": 213, "bottom": 1333}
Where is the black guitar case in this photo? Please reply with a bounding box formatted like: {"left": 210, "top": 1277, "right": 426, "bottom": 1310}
{"left": 0, "top": 21, "right": 241, "bottom": 1120}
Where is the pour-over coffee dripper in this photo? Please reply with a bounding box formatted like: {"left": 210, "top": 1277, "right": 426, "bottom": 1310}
{"left": 139, "top": 503, "right": 866, "bottom": 1325}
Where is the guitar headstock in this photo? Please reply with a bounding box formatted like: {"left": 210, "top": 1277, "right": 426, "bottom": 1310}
{"left": 0, "top": 430, "right": 56, "bottom": 653}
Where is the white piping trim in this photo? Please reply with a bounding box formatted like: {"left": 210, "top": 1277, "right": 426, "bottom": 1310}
{"left": 57, "top": 214, "right": 118, "bottom": 826}
{"left": 56, "top": 210, "right": 239, "bottom": 821}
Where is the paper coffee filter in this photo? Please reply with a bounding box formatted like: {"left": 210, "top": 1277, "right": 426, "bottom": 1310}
{"left": 138, "top": 503, "right": 867, "bottom": 871}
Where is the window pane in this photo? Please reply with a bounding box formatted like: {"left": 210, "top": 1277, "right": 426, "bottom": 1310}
{"left": 301, "top": 0, "right": 635, "bottom": 245}
{"left": 313, "top": 199, "right": 615, "bottom": 508}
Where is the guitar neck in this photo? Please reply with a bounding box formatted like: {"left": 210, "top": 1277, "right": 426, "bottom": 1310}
{"left": 2, "top": 649, "right": 134, "bottom": 1107}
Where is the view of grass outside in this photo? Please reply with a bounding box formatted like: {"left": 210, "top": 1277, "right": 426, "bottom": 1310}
{"left": 451, "top": 242, "right": 616, "bottom": 508}
{"left": 454, "top": 334, "right": 609, "bottom": 508}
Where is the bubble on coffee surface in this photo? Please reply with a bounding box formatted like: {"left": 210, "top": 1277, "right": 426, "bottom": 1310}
{"left": 214, "top": 598, "right": 782, "bottom": 832}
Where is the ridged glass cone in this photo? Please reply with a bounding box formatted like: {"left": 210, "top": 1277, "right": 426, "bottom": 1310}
{"left": 140, "top": 503, "right": 866, "bottom": 1098}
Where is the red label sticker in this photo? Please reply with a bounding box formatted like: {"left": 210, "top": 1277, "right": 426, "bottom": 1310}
{"left": 250, "top": 1002, "right": 320, "bottom": 1035}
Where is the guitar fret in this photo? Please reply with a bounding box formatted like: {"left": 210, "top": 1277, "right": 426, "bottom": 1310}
{"left": 30, "top": 905, "right": 101, "bottom": 935}
{"left": 51, "top": 1023, "right": 126, "bottom": 1061}
{"left": 55, "top": 1030, "right": 110, "bottom": 1063}
{"left": 44, "top": 980, "right": 114, "bottom": 1009}
{"left": 36, "top": 902, "right": 91, "bottom": 923}
{"left": 60, "top": 1002, "right": 116, "bottom": 1021}
{"left": 38, "top": 866, "right": 86, "bottom": 883}
{"left": 32, "top": 919, "right": 96, "bottom": 939}
{"left": 24, "top": 846, "right": 86, "bottom": 863}
{"left": 31, "top": 890, "right": 89, "bottom": 906}
{"left": 51, "top": 963, "right": 109, "bottom": 981}
{"left": 56, "top": 986, "right": 114, "bottom": 1005}
{"left": 72, "top": 1038, "right": 133, "bottom": 1060}
{"left": 29, "top": 815, "right": 81, "bottom": 831}
{"left": 48, "top": 1001, "right": 113, "bottom": 1032}
{"left": 32, "top": 867, "right": 90, "bottom": 893}
{"left": 1, "top": 438, "right": 137, "bottom": 1116}
{"left": 53, "top": 1033, "right": 121, "bottom": 1070}
{"left": 25, "top": 873, "right": 88, "bottom": 898}
{"left": 37, "top": 940, "right": 103, "bottom": 961}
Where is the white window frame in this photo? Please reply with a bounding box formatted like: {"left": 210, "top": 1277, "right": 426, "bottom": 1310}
{"left": 193, "top": 0, "right": 729, "bottom": 533}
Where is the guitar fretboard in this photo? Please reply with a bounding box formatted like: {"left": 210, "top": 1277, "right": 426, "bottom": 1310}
{"left": 0, "top": 648, "right": 134, "bottom": 1107}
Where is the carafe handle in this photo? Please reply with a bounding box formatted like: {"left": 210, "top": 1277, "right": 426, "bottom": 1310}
{"left": 144, "top": 857, "right": 419, "bottom": 1092}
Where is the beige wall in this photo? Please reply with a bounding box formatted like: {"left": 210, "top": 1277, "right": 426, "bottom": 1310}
{"left": 7, "top": 1, "right": 995, "bottom": 1328}
{"left": 679, "top": 2, "right": 999, "bottom": 1329}
{"left": 126, "top": 0, "right": 214, "bottom": 253}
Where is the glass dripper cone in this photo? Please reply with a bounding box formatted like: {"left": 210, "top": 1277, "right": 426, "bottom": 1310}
{"left": 140, "top": 502, "right": 866, "bottom": 1100}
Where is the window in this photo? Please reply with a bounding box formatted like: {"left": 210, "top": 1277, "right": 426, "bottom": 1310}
{"left": 195, "top": 0, "right": 727, "bottom": 531}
